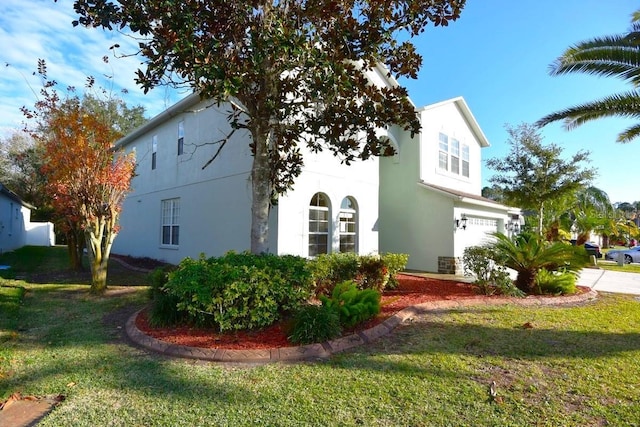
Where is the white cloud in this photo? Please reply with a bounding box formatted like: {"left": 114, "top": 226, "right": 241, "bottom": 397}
{"left": 0, "top": 0, "right": 181, "bottom": 137}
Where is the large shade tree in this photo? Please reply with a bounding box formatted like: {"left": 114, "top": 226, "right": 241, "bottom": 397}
{"left": 486, "top": 123, "right": 595, "bottom": 235}
{"left": 68, "top": 0, "right": 466, "bottom": 254}
{"left": 536, "top": 10, "right": 640, "bottom": 142}
{"left": 23, "top": 65, "right": 137, "bottom": 293}
{"left": 0, "top": 132, "right": 48, "bottom": 212}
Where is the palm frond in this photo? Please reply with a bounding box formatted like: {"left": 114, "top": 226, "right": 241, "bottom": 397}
{"left": 617, "top": 122, "right": 640, "bottom": 142}
{"left": 536, "top": 91, "right": 640, "bottom": 141}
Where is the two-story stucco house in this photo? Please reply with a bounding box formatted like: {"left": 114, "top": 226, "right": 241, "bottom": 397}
{"left": 379, "top": 97, "right": 521, "bottom": 274}
{"left": 113, "top": 77, "right": 520, "bottom": 272}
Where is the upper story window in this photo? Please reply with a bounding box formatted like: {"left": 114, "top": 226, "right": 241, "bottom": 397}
{"left": 438, "top": 132, "right": 469, "bottom": 178}
{"left": 177, "top": 121, "right": 184, "bottom": 156}
{"left": 438, "top": 133, "right": 448, "bottom": 170}
{"left": 462, "top": 145, "right": 470, "bottom": 177}
{"left": 451, "top": 138, "right": 460, "bottom": 175}
{"left": 161, "top": 198, "right": 180, "bottom": 246}
{"left": 339, "top": 197, "right": 357, "bottom": 253}
{"left": 309, "top": 193, "right": 330, "bottom": 256}
{"left": 152, "top": 135, "right": 158, "bottom": 170}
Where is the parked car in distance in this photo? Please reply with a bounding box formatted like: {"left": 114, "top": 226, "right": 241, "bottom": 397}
{"left": 604, "top": 246, "right": 640, "bottom": 264}
{"left": 571, "top": 240, "right": 602, "bottom": 259}
{"left": 584, "top": 242, "right": 603, "bottom": 259}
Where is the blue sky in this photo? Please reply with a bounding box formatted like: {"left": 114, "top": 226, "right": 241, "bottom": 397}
{"left": 1, "top": 0, "right": 638, "bottom": 203}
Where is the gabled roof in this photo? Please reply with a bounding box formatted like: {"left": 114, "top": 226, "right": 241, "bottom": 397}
{"left": 115, "top": 92, "right": 202, "bottom": 149}
{"left": 0, "top": 183, "right": 35, "bottom": 209}
{"left": 418, "top": 181, "right": 520, "bottom": 214}
{"left": 116, "top": 63, "right": 407, "bottom": 149}
{"left": 418, "top": 97, "right": 490, "bottom": 148}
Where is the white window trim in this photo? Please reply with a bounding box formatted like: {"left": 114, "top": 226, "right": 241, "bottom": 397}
{"left": 160, "top": 198, "right": 180, "bottom": 248}
{"left": 151, "top": 135, "right": 158, "bottom": 170}
{"left": 339, "top": 197, "right": 358, "bottom": 253}
{"left": 437, "top": 132, "right": 470, "bottom": 180}
{"left": 177, "top": 121, "right": 184, "bottom": 156}
{"left": 308, "top": 193, "right": 331, "bottom": 257}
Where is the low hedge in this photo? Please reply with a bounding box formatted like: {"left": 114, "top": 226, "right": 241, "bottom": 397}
{"left": 309, "top": 252, "right": 408, "bottom": 295}
{"left": 148, "top": 251, "right": 408, "bottom": 334}
{"left": 152, "top": 252, "right": 314, "bottom": 332}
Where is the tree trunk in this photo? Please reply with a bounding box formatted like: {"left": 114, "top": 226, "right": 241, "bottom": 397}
{"left": 67, "top": 227, "right": 85, "bottom": 271}
{"left": 538, "top": 204, "right": 544, "bottom": 236}
{"left": 515, "top": 269, "right": 538, "bottom": 294}
{"left": 250, "top": 129, "right": 273, "bottom": 254}
{"left": 90, "top": 256, "right": 108, "bottom": 294}
{"left": 85, "top": 219, "right": 116, "bottom": 294}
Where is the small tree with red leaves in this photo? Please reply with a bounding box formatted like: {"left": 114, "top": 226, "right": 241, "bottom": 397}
{"left": 23, "top": 62, "right": 136, "bottom": 293}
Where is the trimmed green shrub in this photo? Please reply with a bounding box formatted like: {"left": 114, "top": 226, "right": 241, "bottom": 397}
{"left": 308, "top": 253, "right": 360, "bottom": 296}
{"left": 535, "top": 268, "right": 578, "bottom": 295}
{"left": 319, "top": 280, "right": 381, "bottom": 328}
{"left": 289, "top": 304, "right": 342, "bottom": 344}
{"left": 355, "top": 255, "right": 389, "bottom": 292}
{"left": 381, "top": 252, "right": 409, "bottom": 289}
{"left": 463, "top": 246, "right": 523, "bottom": 297}
{"left": 163, "top": 252, "right": 314, "bottom": 332}
{"left": 147, "top": 265, "right": 185, "bottom": 327}
{"left": 309, "top": 252, "right": 409, "bottom": 294}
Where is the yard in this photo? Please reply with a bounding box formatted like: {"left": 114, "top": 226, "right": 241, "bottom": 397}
{"left": 1, "top": 246, "right": 640, "bottom": 426}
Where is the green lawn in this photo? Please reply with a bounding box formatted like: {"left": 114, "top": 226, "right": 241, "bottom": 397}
{"left": 1, "top": 247, "right": 640, "bottom": 426}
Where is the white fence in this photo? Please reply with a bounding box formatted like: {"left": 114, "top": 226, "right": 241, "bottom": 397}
{"left": 25, "top": 222, "right": 56, "bottom": 246}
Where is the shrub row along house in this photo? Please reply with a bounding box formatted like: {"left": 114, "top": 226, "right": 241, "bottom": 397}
{"left": 113, "top": 67, "right": 521, "bottom": 274}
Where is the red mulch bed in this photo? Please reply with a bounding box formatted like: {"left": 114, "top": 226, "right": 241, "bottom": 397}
{"left": 134, "top": 273, "right": 490, "bottom": 350}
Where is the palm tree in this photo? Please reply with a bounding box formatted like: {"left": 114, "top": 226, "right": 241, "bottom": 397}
{"left": 536, "top": 13, "right": 640, "bottom": 143}
{"left": 572, "top": 187, "right": 614, "bottom": 245}
{"left": 490, "top": 232, "right": 588, "bottom": 294}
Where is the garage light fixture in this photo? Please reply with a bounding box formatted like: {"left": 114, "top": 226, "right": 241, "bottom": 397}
{"left": 455, "top": 214, "right": 468, "bottom": 230}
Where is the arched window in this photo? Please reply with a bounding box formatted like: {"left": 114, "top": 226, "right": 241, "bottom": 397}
{"left": 339, "top": 196, "right": 357, "bottom": 253}
{"left": 309, "top": 193, "right": 330, "bottom": 256}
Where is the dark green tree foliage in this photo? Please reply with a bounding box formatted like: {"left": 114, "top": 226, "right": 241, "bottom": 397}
{"left": 486, "top": 123, "right": 595, "bottom": 234}
{"left": 67, "top": 0, "right": 466, "bottom": 253}
{"left": 0, "top": 133, "right": 48, "bottom": 213}
{"left": 81, "top": 94, "right": 147, "bottom": 135}
{"left": 537, "top": 11, "right": 640, "bottom": 142}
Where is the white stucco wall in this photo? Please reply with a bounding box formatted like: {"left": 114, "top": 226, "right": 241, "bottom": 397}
{"left": 113, "top": 97, "right": 256, "bottom": 264}
{"left": 419, "top": 101, "right": 484, "bottom": 196}
{"left": 276, "top": 146, "right": 380, "bottom": 257}
{"left": 114, "top": 95, "right": 382, "bottom": 263}
{"left": 380, "top": 97, "right": 518, "bottom": 272}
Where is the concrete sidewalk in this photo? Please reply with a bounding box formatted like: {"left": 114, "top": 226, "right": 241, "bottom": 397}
{"left": 577, "top": 268, "right": 640, "bottom": 295}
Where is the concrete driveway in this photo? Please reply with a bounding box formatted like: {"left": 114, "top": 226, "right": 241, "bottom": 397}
{"left": 577, "top": 268, "right": 640, "bottom": 295}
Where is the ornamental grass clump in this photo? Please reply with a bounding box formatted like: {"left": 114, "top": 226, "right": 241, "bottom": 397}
{"left": 289, "top": 304, "right": 342, "bottom": 344}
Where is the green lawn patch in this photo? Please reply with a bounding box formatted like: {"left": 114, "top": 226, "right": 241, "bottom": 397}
{"left": 1, "top": 247, "right": 639, "bottom": 426}
{"left": 598, "top": 261, "right": 640, "bottom": 273}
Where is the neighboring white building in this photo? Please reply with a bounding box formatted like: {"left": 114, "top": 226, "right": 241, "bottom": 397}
{"left": 113, "top": 89, "right": 520, "bottom": 272}
{"left": 0, "top": 183, "right": 55, "bottom": 254}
